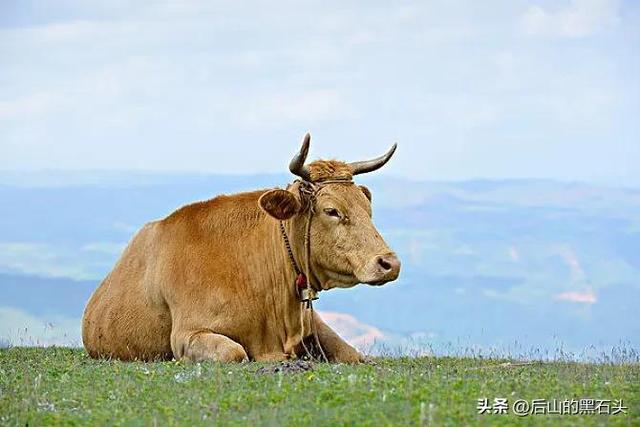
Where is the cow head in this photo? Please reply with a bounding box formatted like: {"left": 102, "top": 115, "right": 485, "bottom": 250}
{"left": 259, "top": 133, "right": 401, "bottom": 290}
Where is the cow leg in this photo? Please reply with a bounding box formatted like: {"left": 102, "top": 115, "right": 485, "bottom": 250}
{"left": 313, "top": 314, "right": 365, "bottom": 363}
{"left": 172, "top": 329, "right": 248, "bottom": 362}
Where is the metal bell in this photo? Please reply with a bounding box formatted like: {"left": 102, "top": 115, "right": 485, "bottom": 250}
{"left": 300, "top": 287, "right": 318, "bottom": 302}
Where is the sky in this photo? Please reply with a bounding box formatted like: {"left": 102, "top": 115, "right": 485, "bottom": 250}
{"left": 1, "top": 0, "right": 638, "bottom": 184}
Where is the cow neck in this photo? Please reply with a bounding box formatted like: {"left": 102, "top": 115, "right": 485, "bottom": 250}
{"left": 279, "top": 178, "right": 353, "bottom": 300}
{"left": 278, "top": 179, "right": 353, "bottom": 363}
{"left": 278, "top": 214, "right": 323, "bottom": 361}
{"left": 278, "top": 214, "right": 321, "bottom": 297}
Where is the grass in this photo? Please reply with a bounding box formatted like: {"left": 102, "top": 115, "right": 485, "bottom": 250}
{"left": 0, "top": 347, "right": 638, "bottom": 426}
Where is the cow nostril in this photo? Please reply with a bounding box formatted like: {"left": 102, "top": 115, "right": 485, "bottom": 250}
{"left": 368, "top": 255, "right": 401, "bottom": 284}
{"left": 377, "top": 256, "right": 392, "bottom": 271}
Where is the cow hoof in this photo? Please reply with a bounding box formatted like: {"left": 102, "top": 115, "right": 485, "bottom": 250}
{"left": 220, "top": 342, "right": 249, "bottom": 363}
{"left": 332, "top": 351, "right": 366, "bottom": 364}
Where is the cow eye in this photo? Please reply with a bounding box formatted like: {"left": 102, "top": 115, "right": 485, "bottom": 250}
{"left": 323, "top": 208, "right": 341, "bottom": 218}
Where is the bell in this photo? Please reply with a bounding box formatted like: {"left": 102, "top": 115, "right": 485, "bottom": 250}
{"left": 300, "top": 288, "right": 319, "bottom": 303}
{"left": 296, "top": 273, "right": 307, "bottom": 289}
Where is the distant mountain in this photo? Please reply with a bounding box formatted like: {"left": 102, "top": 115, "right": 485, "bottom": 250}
{"left": 1, "top": 171, "right": 638, "bottom": 358}
{"left": 0, "top": 273, "right": 95, "bottom": 318}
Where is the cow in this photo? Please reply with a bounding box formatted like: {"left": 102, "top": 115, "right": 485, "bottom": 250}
{"left": 82, "top": 133, "right": 401, "bottom": 363}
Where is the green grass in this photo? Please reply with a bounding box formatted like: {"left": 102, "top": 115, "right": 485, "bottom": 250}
{"left": 0, "top": 347, "right": 638, "bottom": 426}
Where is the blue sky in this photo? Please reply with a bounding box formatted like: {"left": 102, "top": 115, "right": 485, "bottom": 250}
{"left": 1, "top": 0, "right": 638, "bottom": 184}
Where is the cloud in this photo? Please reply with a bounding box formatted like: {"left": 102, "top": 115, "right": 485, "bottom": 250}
{"left": 82, "top": 242, "right": 126, "bottom": 256}
{"left": 556, "top": 246, "right": 586, "bottom": 283}
{"left": 508, "top": 245, "right": 520, "bottom": 262}
{"left": 318, "top": 310, "right": 385, "bottom": 350}
{"left": 237, "top": 89, "right": 356, "bottom": 129}
{"left": 521, "top": 0, "right": 620, "bottom": 38}
{"left": 0, "top": 1, "right": 638, "bottom": 185}
{"left": 0, "top": 92, "right": 60, "bottom": 119}
{"left": 0, "top": 242, "right": 109, "bottom": 280}
{"left": 0, "top": 306, "right": 81, "bottom": 346}
{"left": 554, "top": 289, "right": 597, "bottom": 304}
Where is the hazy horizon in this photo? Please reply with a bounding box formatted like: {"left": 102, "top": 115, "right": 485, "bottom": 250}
{"left": 2, "top": 169, "right": 640, "bottom": 190}
{"left": 1, "top": 171, "right": 639, "bottom": 359}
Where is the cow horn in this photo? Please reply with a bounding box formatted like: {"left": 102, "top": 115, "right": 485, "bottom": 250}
{"left": 289, "top": 133, "right": 312, "bottom": 181}
{"left": 349, "top": 143, "right": 397, "bottom": 175}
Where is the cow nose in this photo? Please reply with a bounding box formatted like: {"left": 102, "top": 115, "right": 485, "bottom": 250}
{"left": 376, "top": 254, "right": 401, "bottom": 278}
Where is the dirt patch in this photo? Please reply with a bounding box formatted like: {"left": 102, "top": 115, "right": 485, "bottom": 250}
{"left": 256, "top": 360, "right": 314, "bottom": 375}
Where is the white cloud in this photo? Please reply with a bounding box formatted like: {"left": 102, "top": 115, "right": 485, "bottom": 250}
{"left": 319, "top": 310, "right": 385, "bottom": 350}
{"left": 82, "top": 242, "right": 126, "bottom": 256}
{"left": 0, "top": 1, "right": 637, "bottom": 185}
{"left": 554, "top": 289, "right": 597, "bottom": 304}
{"left": 555, "top": 246, "right": 586, "bottom": 283}
{"left": 0, "top": 242, "right": 105, "bottom": 280}
{"left": 0, "top": 306, "right": 81, "bottom": 346}
{"left": 508, "top": 246, "right": 521, "bottom": 262}
{"left": 521, "top": 0, "right": 620, "bottom": 38}
{"left": 0, "top": 92, "right": 60, "bottom": 119}
{"left": 239, "top": 89, "right": 356, "bottom": 129}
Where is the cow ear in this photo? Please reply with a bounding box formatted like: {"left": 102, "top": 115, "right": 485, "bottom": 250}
{"left": 259, "top": 189, "right": 301, "bottom": 220}
{"left": 359, "top": 185, "right": 372, "bottom": 202}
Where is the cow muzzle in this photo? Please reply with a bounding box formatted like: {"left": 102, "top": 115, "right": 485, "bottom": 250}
{"left": 359, "top": 253, "right": 401, "bottom": 286}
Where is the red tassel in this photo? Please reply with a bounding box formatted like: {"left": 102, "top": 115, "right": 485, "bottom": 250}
{"left": 296, "top": 273, "right": 307, "bottom": 289}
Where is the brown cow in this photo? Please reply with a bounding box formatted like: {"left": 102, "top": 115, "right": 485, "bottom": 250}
{"left": 82, "top": 134, "right": 400, "bottom": 362}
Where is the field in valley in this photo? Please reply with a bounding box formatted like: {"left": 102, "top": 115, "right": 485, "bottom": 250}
{"left": 0, "top": 347, "right": 638, "bottom": 426}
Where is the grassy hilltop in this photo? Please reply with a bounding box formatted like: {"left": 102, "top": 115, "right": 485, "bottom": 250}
{"left": 0, "top": 348, "right": 638, "bottom": 426}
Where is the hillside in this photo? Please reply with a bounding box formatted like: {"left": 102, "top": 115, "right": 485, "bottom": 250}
{"left": 1, "top": 172, "right": 639, "bottom": 357}
{"left": 0, "top": 348, "right": 637, "bottom": 426}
